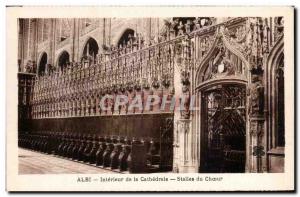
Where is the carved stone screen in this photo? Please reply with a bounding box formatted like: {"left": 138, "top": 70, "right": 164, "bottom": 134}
{"left": 17, "top": 17, "right": 286, "bottom": 174}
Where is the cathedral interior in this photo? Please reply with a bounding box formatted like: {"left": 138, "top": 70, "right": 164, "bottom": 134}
{"left": 18, "top": 17, "right": 285, "bottom": 173}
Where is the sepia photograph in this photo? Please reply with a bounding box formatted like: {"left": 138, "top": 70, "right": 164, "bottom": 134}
{"left": 6, "top": 6, "right": 294, "bottom": 191}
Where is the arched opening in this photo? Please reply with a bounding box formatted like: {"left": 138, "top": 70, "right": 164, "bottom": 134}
{"left": 38, "top": 52, "right": 47, "bottom": 76}
{"left": 196, "top": 41, "right": 248, "bottom": 85}
{"left": 57, "top": 51, "right": 70, "bottom": 71}
{"left": 267, "top": 42, "right": 285, "bottom": 172}
{"left": 195, "top": 40, "right": 248, "bottom": 173}
{"left": 82, "top": 37, "right": 99, "bottom": 63}
{"left": 275, "top": 53, "right": 285, "bottom": 147}
{"left": 117, "top": 29, "right": 135, "bottom": 47}
{"left": 199, "top": 83, "right": 246, "bottom": 173}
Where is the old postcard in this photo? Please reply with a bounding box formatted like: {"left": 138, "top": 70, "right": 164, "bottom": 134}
{"left": 6, "top": 6, "right": 294, "bottom": 191}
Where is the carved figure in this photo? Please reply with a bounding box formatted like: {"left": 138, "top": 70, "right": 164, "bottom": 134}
{"left": 248, "top": 75, "right": 264, "bottom": 116}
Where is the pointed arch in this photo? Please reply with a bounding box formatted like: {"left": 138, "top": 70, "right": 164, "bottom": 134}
{"left": 38, "top": 52, "right": 47, "bottom": 76}
{"left": 81, "top": 36, "right": 99, "bottom": 62}
{"left": 266, "top": 36, "right": 284, "bottom": 150}
{"left": 57, "top": 50, "right": 70, "bottom": 70}
{"left": 116, "top": 28, "right": 135, "bottom": 47}
{"left": 195, "top": 31, "right": 250, "bottom": 86}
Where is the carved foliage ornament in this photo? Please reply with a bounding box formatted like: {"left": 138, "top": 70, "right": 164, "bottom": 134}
{"left": 222, "top": 17, "right": 273, "bottom": 71}
{"left": 274, "top": 17, "right": 284, "bottom": 42}
{"left": 201, "top": 39, "right": 245, "bottom": 83}
{"left": 253, "top": 145, "right": 265, "bottom": 157}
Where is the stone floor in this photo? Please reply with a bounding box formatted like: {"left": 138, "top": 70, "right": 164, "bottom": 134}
{"left": 18, "top": 148, "right": 118, "bottom": 174}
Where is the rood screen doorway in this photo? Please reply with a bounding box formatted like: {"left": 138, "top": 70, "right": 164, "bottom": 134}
{"left": 200, "top": 83, "right": 246, "bottom": 173}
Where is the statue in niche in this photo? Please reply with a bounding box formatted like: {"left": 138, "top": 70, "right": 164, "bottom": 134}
{"left": 193, "top": 18, "right": 201, "bottom": 31}
{"left": 180, "top": 85, "right": 190, "bottom": 119}
{"left": 161, "top": 19, "right": 171, "bottom": 41}
{"left": 248, "top": 75, "right": 264, "bottom": 116}
{"left": 177, "top": 21, "right": 185, "bottom": 36}
{"left": 182, "top": 34, "right": 191, "bottom": 59}
{"left": 170, "top": 18, "right": 179, "bottom": 38}
{"left": 185, "top": 19, "right": 192, "bottom": 34}
{"left": 180, "top": 70, "right": 190, "bottom": 87}
{"left": 199, "top": 37, "right": 208, "bottom": 57}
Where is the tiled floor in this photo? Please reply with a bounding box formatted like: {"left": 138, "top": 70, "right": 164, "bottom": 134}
{"left": 18, "top": 148, "right": 118, "bottom": 174}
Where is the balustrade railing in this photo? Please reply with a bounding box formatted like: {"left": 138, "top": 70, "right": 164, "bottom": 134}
{"left": 30, "top": 35, "right": 186, "bottom": 118}
{"left": 26, "top": 17, "right": 283, "bottom": 119}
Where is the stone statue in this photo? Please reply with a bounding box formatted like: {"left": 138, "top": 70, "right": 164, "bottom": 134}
{"left": 170, "top": 18, "right": 179, "bottom": 38}
{"left": 182, "top": 34, "right": 191, "bottom": 58}
{"left": 177, "top": 21, "right": 184, "bottom": 36}
{"left": 185, "top": 20, "right": 192, "bottom": 34}
{"left": 180, "top": 86, "right": 190, "bottom": 119}
{"left": 248, "top": 75, "right": 264, "bottom": 116}
{"left": 193, "top": 18, "right": 201, "bottom": 31}
{"left": 161, "top": 19, "right": 171, "bottom": 40}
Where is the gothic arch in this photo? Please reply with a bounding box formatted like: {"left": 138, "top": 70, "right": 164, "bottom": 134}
{"left": 116, "top": 28, "right": 135, "bottom": 47}
{"left": 56, "top": 50, "right": 70, "bottom": 70}
{"left": 37, "top": 52, "right": 47, "bottom": 76}
{"left": 193, "top": 28, "right": 251, "bottom": 173}
{"left": 266, "top": 36, "right": 284, "bottom": 73}
{"left": 195, "top": 31, "right": 250, "bottom": 87}
{"left": 80, "top": 36, "right": 99, "bottom": 61}
{"left": 266, "top": 36, "right": 284, "bottom": 150}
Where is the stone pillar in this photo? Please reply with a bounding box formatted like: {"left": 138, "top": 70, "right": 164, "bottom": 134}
{"left": 145, "top": 18, "right": 152, "bottom": 45}
{"left": 49, "top": 19, "right": 56, "bottom": 66}
{"left": 18, "top": 19, "right": 24, "bottom": 72}
{"left": 32, "top": 19, "right": 38, "bottom": 63}
{"left": 248, "top": 117, "right": 265, "bottom": 172}
{"left": 26, "top": 19, "right": 31, "bottom": 61}
{"left": 72, "top": 19, "right": 80, "bottom": 62}
{"left": 247, "top": 74, "right": 267, "bottom": 172}
{"left": 246, "top": 18, "right": 269, "bottom": 173}
{"left": 176, "top": 119, "right": 197, "bottom": 172}
{"left": 173, "top": 35, "right": 198, "bottom": 173}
